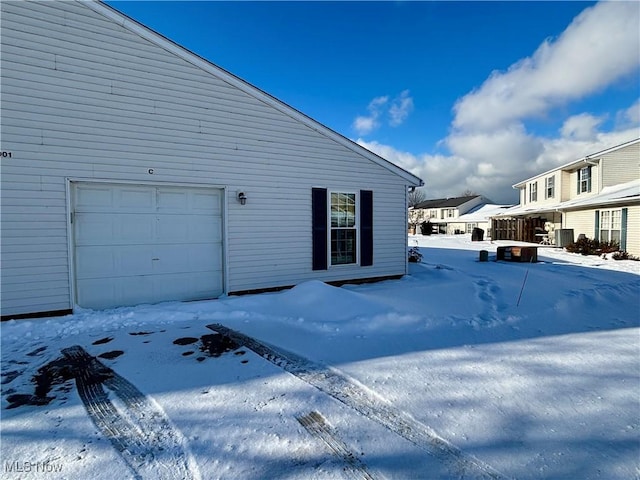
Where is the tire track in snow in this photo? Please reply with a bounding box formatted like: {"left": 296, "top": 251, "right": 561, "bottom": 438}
{"left": 297, "top": 411, "right": 378, "bottom": 480}
{"left": 62, "top": 346, "right": 201, "bottom": 480}
{"left": 207, "top": 324, "right": 507, "bottom": 480}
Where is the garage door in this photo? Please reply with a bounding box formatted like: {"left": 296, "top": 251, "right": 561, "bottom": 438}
{"left": 73, "top": 183, "right": 224, "bottom": 309}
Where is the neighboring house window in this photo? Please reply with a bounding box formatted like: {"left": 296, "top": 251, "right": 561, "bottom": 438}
{"left": 466, "top": 223, "right": 478, "bottom": 234}
{"left": 599, "top": 209, "right": 621, "bottom": 243}
{"left": 430, "top": 209, "right": 438, "bottom": 218}
{"left": 529, "top": 182, "right": 537, "bottom": 202}
{"left": 545, "top": 176, "right": 555, "bottom": 199}
{"left": 446, "top": 208, "right": 455, "bottom": 218}
{"left": 578, "top": 166, "right": 592, "bottom": 193}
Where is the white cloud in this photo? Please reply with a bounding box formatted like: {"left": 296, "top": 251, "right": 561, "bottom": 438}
{"left": 453, "top": 1, "right": 640, "bottom": 132}
{"left": 361, "top": 1, "right": 639, "bottom": 204}
{"left": 353, "top": 91, "right": 414, "bottom": 135}
{"left": 389, "top": 90, "right": 414, "bottom": 127}
{"left": 352, "top": 96, "right": 388, "bottom": 135}
{"left": 560, "top": 113, "right": 605, "bottom": 141}
{"left": 617, "top": 99, "right": 640, "bottom": 127}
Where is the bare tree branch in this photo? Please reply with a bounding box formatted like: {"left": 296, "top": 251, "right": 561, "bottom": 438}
{"left": 408, "top": 188, "right": 427, "bottom": 208}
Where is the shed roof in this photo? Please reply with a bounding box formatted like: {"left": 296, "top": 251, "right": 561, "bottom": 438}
{"left": 414, "top": 195, "right": 481, "bottom": 209}
{"left": 457, "top": 204, "right": 514, "bottom": 222}
{"left": 89, "top": 1, "right": 423, "bottom": 187}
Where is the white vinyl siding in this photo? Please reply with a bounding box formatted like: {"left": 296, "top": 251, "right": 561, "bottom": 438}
{"left": 600, "top": 141, "right": 640, "bottom": 188}
{"left": 1, "top": 1, "right": 417, "bottom": 316}
{"left": 624, "top": 206, "right": 640, "bottom": 258}
{"left": 564, "top": 210, "right": 597, "bottom": 243}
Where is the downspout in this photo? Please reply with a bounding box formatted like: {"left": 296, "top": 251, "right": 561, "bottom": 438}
{"left": 405, "top": 186, "right": 410, "bottom": 275}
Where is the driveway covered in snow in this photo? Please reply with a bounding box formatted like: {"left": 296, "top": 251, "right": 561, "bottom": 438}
{"left": 2, "top": 236, "right": 639, "bottom": 479}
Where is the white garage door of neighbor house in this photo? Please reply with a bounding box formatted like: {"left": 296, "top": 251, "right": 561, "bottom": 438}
{"left": 73, "top": 183, "right": 224, "bottom": 310}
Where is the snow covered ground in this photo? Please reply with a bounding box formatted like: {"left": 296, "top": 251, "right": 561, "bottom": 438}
{"left": 2, "top": 235, "right": 639, "bottom": 480}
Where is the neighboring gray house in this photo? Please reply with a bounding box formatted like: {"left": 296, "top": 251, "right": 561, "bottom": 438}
{"left": 0, "top": 1, "right": 422, "bottom": 318}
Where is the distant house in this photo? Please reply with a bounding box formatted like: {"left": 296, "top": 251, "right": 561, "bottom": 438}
{"left": 0, "top": 1, "right": 422, "bottom": 319}
{"left": 492, "top": 138, "right": 639, "bottom": 256}
{"left": 453, "top": 204, "right": 514, "bottom": 238}
{"left": 409, "top": 195, "right": 494, "bottom": 234}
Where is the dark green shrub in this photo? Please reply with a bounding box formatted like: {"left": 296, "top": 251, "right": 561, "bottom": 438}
{"left": 408, "top": 246, "right": 423, "bottom": 263}
{"left": 565, "top": 237, "right": 620, "bottom": 256}
{"left": 612, "top": 251, "right": 639, "bottom": 261}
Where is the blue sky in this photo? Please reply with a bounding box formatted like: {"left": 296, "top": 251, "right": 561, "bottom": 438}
{"left": 107, "top": 1, "right": 639, "bottom": 203}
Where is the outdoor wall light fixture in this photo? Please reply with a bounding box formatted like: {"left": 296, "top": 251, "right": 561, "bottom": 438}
{"left": 237, "top": 191, "right": 247, "bottom": 205}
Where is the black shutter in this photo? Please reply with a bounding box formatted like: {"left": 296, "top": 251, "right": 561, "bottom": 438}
{"left": 360, "top": 190, "right": 373, "bottom": 267}
{"left": 312, "top": 188, "right": 328, "bottom": 270}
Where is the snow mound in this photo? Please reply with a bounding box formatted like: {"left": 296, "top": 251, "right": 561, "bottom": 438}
{"left": 278, "top": 281, "right": 391, "bottom": 323}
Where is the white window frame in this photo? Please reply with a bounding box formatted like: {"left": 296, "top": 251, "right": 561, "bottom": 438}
{"left": 545, "top": 176, "right": 555, "bottom": 199}
{"left": 579, "top": 167, "right": 592, "bottom": 193}
{"left": 329, "top": 191, "right": 359, "bottom": 266}
{"left": 529, "top": 181, "right": 538, "bottom": 202}
{"left": 465, "top": 223, "right": 478, "bottom": 234}
{"left": 599, "top": 209, "right": 621, "bottom": 244}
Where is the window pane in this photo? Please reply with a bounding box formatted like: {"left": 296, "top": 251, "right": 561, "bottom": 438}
{"left": 331, "top": 229, "right": 356, "bottom": 265}
{"left": 611, "top": 230, "right": 621, "bottom": 242}
{"left": 331, "top": 193, "right": 355, "bottom": 228}
{"left": 600, "top": 211, "right": 610, "bottom": 229}
{"left": 611, "top": 210, "right": 621, "bottom": 229}
{"left": 600, "top": 230, "right": 609, "bottom": 242}
{"left": 546, "top": 176, "right": 554, "bottom": 198}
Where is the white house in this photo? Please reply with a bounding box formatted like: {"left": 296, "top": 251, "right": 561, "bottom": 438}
{"left": 492, "top": 138, "right": 639, "bottom": 255}
{"left": 409, "top": 195, "right": 491, "bottom": 234}
{"left": 452, "top": 204, "right": 514, "bottom": 238}
{"left": 0, "top": 1, "right": 422, "bottom": 319}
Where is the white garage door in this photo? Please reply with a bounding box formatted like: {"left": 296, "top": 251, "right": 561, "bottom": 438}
{"left": 73, "top": 183, "right": 224, "bottom": 310}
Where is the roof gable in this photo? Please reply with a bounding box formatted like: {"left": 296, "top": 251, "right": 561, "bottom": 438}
{"left": 87, "top": 1, "right": 423, "bottom": 187}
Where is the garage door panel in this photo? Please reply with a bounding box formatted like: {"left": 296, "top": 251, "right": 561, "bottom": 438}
{"left": 117, "top": 187, "right": 155, "bottom": 211}
{"left": 120, "top": 215, "right": 155, "bottom": 243}
{"left": 76, "top": 246, "right": 117, "bottom": 278}
{"left": 75, "top": 215, "right": 116, "bottom": 244}
{"left": 74, "top": 183, "right": 224, "bottom": 309}
{"left": 75, "top": 185, "right": 114, "bottom": 210}
{"left": 77, "top": 272, "right": 221, "bottom": 311}
{"left": 154, "top": 272, "right": 221, "bottom": 300}
{"left": 191, "top": 190, "right": 222, "bottom": 213}
{"left": 156, "top": 214, "right": 192, "bottom": 242}
{"left": 192, "top": 217, "right": 222, "bottom": 241}
{"left": 151, "top": 244, "right": 223, "bottom": 274}
{"left": 75, "top": 214, "right": 155, "bottom": 245}
{"left": 156, "top": 214, "right": 221, "bottom": 243}
{"left": 157, "top": 189, "right": 189, "bottom": 212}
